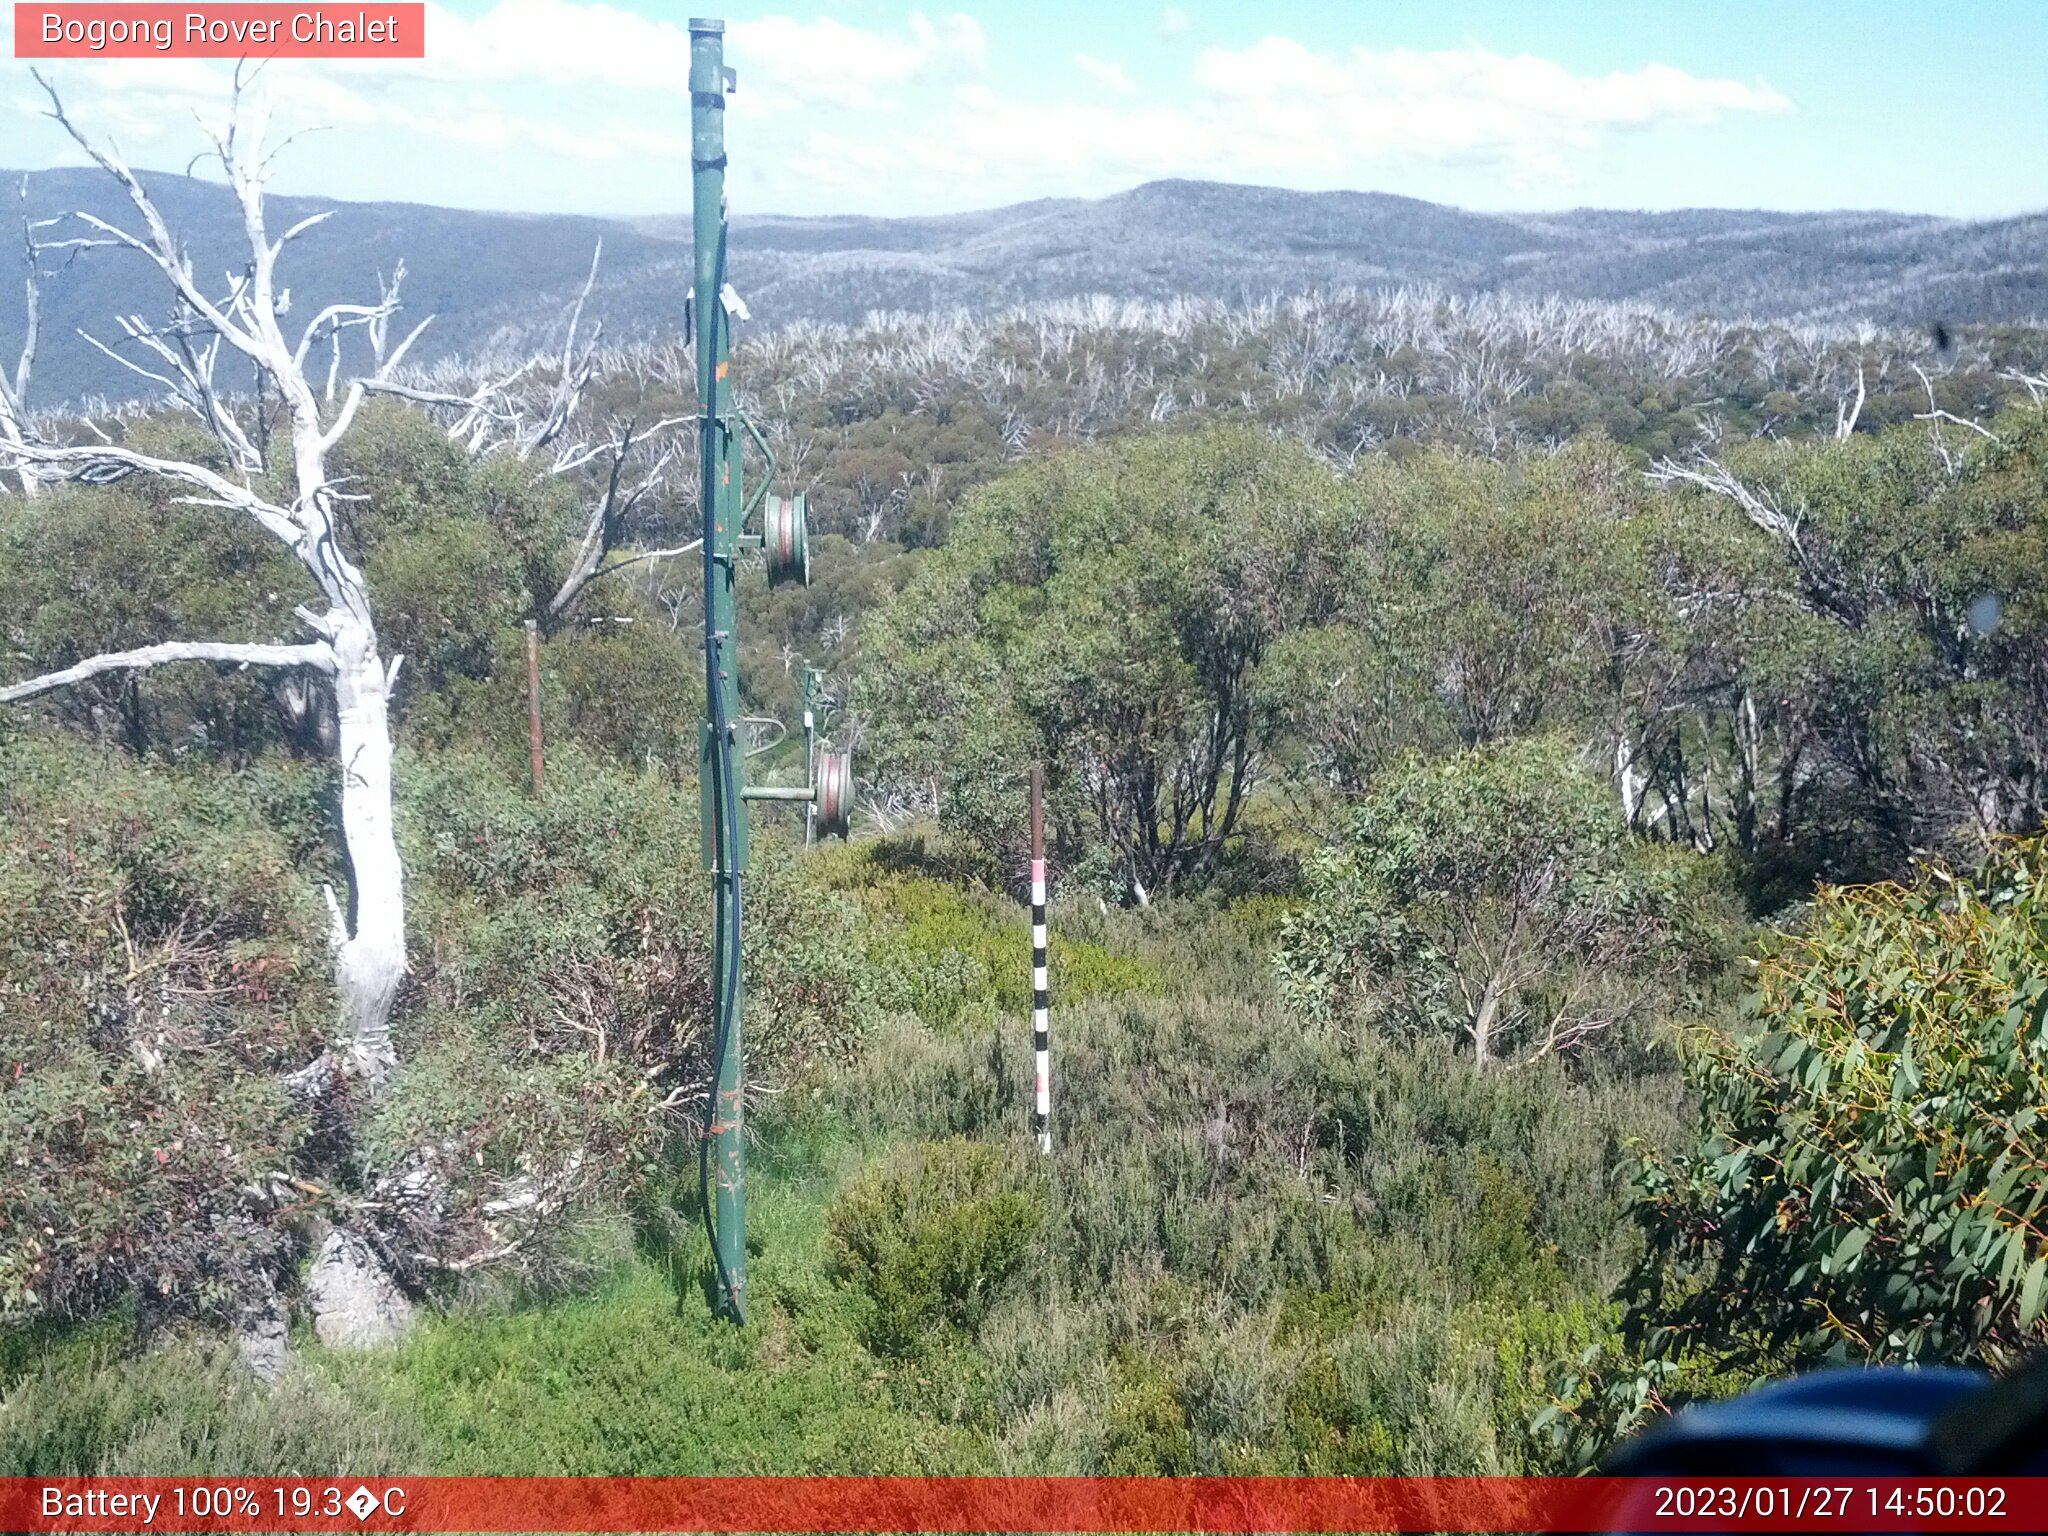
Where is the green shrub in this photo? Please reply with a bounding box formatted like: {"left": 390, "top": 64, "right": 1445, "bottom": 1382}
{"left": 827, "top": 1139, "right": 1046, "bottom": 1356}
{"left": 0, "top": 730, "right": 881, "bottom": 1330}
{"left": 1277, "top": 737, "right": 1727, "bottom": 1065}
{"left": 368, "top": 521, "right": 530, "bottom": 695}
{"left": 400, "top": 606, "right": 701, "bottom": 776}
{"left": 377, "top": 746, "right": 879, "bottom": 1291}
{"left": 1068, "top": 894, "right": 1301, "bottom": 1004}
{"left": 820, "top": 845, "right": 1160, "bottom": 1029}
{"left": 824, "top": 980, "right": 1678, "bottom": 1473}
{"left": 0, "top": 1333, "right": 426, "bottom": 1476}
{"left": 1102, "top": 1358, "right": 1194, "bottom": 1474}
{"left": 1546, "top": 836, "right": 2048, "bottom": 1463}
{"left": 0, "top": 737, "right": 329, "bottom": 1326}
{"left": 0, "top": 472, "right": 312, "bottom": 758}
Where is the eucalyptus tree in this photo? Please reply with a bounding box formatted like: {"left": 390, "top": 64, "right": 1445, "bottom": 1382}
{"left": 1547, "top": 834, "right": 2048, "bottom": 1466}
{"left": 860, "top": 425, "right": 1355, "bottom": 898}
{"left": 1648, "top": 401, "right": 2048, "bottom": 861}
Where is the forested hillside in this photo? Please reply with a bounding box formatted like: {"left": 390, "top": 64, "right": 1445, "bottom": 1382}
{"left": 6, "top": 166, "right": 2047, "bottom": 402}
{"left": 707, "top": 184, "right": 2048, "bottom": 334}
{"left": 7, "top": 127, "right": 2048, "bottom": 1481}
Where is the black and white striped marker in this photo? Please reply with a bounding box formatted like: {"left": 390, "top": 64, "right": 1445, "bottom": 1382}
{"left": 1031, "top": 852, "right": 1050, "bottom": 1154}
{"left": 1029, "top": 763, "right": 1050, "bottom": 1155}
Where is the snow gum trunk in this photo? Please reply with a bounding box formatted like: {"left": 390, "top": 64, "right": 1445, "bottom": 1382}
{"left": 330, "top": 612, "right": 405, "bottom": 1082}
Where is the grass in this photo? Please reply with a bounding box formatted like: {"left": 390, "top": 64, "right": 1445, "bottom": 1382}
{"left": 2, "top": 884, "right": 1687, "bottom": 1479}
{"left": 332, "top": 1182, "right": 986, "bottom": 1475}
{"left": 3, "top": 1175, "right": 984, "bottom": 1477}
{"left": 0, "top": 1328, "right": 428, "bottom": 1478}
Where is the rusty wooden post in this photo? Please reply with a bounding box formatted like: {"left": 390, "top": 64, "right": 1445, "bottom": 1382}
{"left": 524, "top": 618, "right": 544, "bottom": 799}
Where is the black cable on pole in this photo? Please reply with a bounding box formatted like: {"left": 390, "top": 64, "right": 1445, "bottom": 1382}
{"left": 698, "top": 218, "right": 746, "bottom": 1325}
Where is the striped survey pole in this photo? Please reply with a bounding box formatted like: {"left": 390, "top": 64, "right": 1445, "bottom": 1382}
{"left": 1030, "top": 764, "right": 1051, "bottom": 1154}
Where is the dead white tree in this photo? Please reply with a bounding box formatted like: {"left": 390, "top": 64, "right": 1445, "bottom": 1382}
{"left": 1647, "top": 448, "right": 1804, "bottom": 551}
{"left": 0, "top": 177, "right": 74, "bottom": 497}
{"left": 1834, "top": 364, "right": 1865, "bottom": 442}
{"left": 362, "top": 247, "right": 698, "bottom": 626}
{"left": 2003, "top": 369, "right": 2048, "bottom": 406}
{"left": 1647, "top": 443, "right": 1874, "bottom": 642}
{"left": 362, "top": 243, "right": 602, "bottom": 458}
{"left": 539, "top": 414, "right": 694, "bottom": 622}
{"left": 0, "top": 70, "right": 427, "bottom": 1092}
{"left": 1912, "top": 363, "right": 2000, "bottom": 476}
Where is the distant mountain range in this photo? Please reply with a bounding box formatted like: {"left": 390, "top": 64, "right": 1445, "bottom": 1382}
{"left": 4, "top": 170, "right": 2045, "bottom": 405}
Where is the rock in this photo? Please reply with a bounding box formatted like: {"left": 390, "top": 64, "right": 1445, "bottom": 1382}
{"left": 235, "top": 1275, "right": 289, "bottom": 1382}
{"left": 306, "top": 1230, "right": 414, "bottom": 1349}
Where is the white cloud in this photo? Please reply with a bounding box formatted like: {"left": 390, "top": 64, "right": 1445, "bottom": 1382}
{"left": 423, "top": 0, "right": 685, "bottom": 89}
{"left": 1073, "top": 53, "right": 1135, "bottom": 95}
{"left": 0, "top": 9, "right": 1795, "bottom": 217}
{"left": 750, "top": 37, "right": 1794, "bottom": 210}
{"left": 729, "top": 11, "right": 985, "bottom": 112}
{"left": 4, "top": 7, "right": 983, "bottom": 190}
{"left": 1187, "top": 40, "right": 1791, "bottom": 174}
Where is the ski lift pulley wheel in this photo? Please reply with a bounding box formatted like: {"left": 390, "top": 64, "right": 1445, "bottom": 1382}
{"left": 765, "top": 493, "right": 810, "bottom": 588}
{"left": 815, "top": 750, "right": 854, "bottom": 839}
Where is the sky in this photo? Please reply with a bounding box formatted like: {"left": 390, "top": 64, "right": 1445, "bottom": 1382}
{"left": 1, "top": 1, "right": 2043, "bottom": 221}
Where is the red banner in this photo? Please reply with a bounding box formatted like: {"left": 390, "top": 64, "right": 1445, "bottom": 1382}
{"left": 3, "top": 1476, "right": 2047, "bottom": 1532}
{"left": 13, "top": 5, "right": 425, "bottom": 59}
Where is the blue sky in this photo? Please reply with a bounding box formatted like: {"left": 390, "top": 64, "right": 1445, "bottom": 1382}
{"left": 3, "top": 1, "right": 2042, "bottom": 219}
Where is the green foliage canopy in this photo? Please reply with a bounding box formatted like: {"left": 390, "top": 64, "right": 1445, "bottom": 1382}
{"left": 827, "top": 1138, "right": 1046, "bottom": 1357}
{"left": 1548, "top": 836, "right": 2048, "bottom": 1458}
{"left": 1277, "top": 738, "right": 1715, "bottom": 1065}
{"left": 861, "top": 425, "right": 1355, "bottom": 895}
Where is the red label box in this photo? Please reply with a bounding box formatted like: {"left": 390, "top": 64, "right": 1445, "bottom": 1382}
{"left": 14, "top": 4, "right": 426, "bottom": 59}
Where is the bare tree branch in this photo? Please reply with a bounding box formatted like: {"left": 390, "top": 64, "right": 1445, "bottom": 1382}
{"left": 369, "top": 242, "right": 606, "bottom": 463}
{"left": 544, "top": 420, "right": 689, "bottom": 621}
{"left": 1912, "top": 363, "right": 2000, "bottom": 476}
{"left": 2002, "top": 369, "right": 2048, "bottom": 405}
{"left": 32, "top": 70, "right": 272, "bottom": 367}
{"left": 1647, "top": 453, "right": 1803, "bottom": 549}
{"left": 0, "top": 639, "right": 334, "bottom": 703}
{"left": 2, "top": 439, "right": 303, "bottom": 545}
{"left": 573, "top": 539, "right": 703, "bottom": 589}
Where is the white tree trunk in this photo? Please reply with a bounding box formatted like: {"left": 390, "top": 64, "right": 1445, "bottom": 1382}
{"left": 1733, "top": 691, "right": 1763, "bottom": 851}
{"left": 0, "top": 400, "right": 36, "bottom": 497}
{"left": 331, "top": 616, "right": 406, "bottom": 1080}
{"left": 1614, "top": 733, "right": 1646, "bottom": 829}
{"left": 1471, "top": 970, "right": 1504, "bottom": 1067}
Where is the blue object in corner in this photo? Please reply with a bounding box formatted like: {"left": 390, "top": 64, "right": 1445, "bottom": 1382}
{"left": 1602, "top": 1366, "right": 1992, "bottom": 1477}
